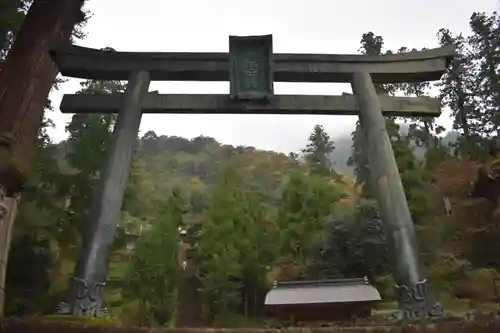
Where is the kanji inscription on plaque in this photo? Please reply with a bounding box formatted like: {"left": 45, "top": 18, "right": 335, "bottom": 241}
{"left": 229, "top": 35, "right": 274, "bottom": 100}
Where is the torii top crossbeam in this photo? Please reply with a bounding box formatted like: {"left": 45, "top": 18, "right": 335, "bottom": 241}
{"left": 50, "top": 43, "right": 455, "bottom": 83}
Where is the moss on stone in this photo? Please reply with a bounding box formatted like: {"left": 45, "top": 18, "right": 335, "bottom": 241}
{"left": 0, "top": 147, "right": 28, "bottom": 194}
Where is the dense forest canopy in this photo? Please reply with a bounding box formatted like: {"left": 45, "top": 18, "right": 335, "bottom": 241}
{"left": 0, "top": 0, "right": 499, "bottom": 327}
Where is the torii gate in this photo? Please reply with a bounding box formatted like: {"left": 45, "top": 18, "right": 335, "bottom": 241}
{"left": 50, "top": 35, "right": 454, "bottom": 319}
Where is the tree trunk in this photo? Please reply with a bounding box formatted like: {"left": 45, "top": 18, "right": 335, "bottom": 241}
{"left": 0, "top": 0, "right": 84, "bottom": 166}
{"left": 0, "top": 0, "right": 84, "bottom": 317}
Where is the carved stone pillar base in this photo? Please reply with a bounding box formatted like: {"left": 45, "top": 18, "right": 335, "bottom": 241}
{"left": 56, "top": 277, "right": 108, "bottom": 317}
{"left": 390, "top": 279, "right": 444, "bottom": 320}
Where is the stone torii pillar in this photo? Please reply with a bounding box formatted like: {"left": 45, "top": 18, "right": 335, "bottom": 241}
{"left": 351, "top": 72, "right": 443, "bottom": 318}
{"left": 59, "top": 70, "right": 150, "bottom": 316}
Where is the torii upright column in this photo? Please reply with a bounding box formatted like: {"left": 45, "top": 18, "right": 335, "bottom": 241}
{"left": 351, "top": 71, "right": 444, "bottom": 319}
{"left": 62, "top": 70, "right": 151, "bottom": 317}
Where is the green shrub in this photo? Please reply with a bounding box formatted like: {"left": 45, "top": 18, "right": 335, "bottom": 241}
{"left": 41, "top": 314, "right": 118, "bottom": 326}
{"left": 375, "top": 275, "right": 396, "bottom": 301}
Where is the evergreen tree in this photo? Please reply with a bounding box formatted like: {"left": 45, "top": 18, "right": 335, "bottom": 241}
{"left": 303, "top": 210, "right": 360, "bottom": 279}
{"left": 304, "top": 199, "right": 390, "bottom": 282}
{"left": 64, "top": 77, "right": 126, "bottom": 241}
{"left": 277, "top": 170, "right": 344, "bottom": 269}
{"left": 301, "top": 124, "right": 335, "bottom": 175}
{"left": 349, "top": 32, "right": 431, "bottom": 221}
{"left": 397, "top": 47, "right": 445, "bottom": 149}
{"left": 349, "top": 32, "right": 406, "bottom": 196}
{"left": 349, "top": 32, "right": 393, "bottom": 191}
{"left": 197, "top": 163, "right": 248, "bottom": 320}
{"left": 468, "top": 12, "right": 500, "bottom": 139}
{"left": 348, "top": 123, "right": 372, "bottom": 196}
{"left": 124, "top": 188, "right": 186, "bottom": 326}
{"left": 353, "top": 199, "right": 390, "bottom": 280}
{"left": 436, "top": 28, "right": 478, "bottom": 155}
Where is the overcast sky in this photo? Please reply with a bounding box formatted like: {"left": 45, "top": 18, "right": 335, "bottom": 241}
{"left": 46, "top": 0, "right": 499, "bottom": 154}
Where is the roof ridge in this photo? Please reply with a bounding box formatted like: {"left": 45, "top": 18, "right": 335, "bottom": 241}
{"left": 274, "top": 277, "right": 369, "bottom": 288}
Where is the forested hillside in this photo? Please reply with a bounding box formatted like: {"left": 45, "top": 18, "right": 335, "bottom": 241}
{"left": 2, "top": 7, "right": 499, "bottom": 328}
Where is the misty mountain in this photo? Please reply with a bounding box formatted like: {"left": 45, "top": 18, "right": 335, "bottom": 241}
{"left": 329, "top": 124, "right": 459, "bottom": 177}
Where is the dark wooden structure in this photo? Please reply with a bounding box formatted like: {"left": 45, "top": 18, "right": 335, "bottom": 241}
{"left": 264, "top": 278, "right": 381, "bottom": 322}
